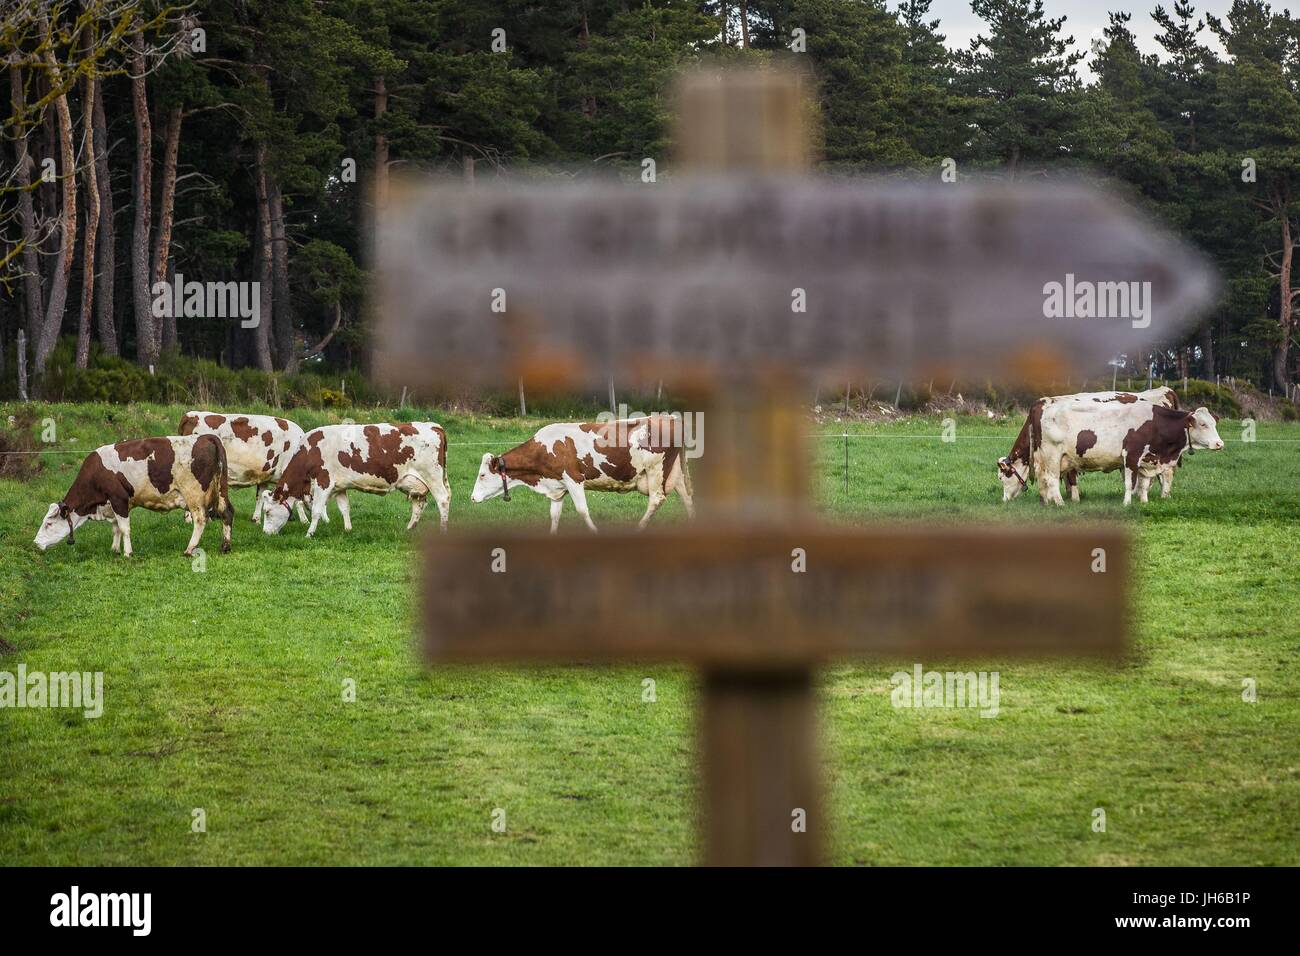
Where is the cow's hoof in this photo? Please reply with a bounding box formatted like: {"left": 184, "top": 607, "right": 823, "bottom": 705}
{"left": 221, "top": 542, "right": 232, "bottom": 554}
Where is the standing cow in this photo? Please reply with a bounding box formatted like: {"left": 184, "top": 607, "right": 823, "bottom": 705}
{"left": 179, "top": 411, "right": 307, "bottom": 523}
{"left": 33, "top": 435, "right": 233, "bottom": 556}
{"left": 1036, "top": 401, "right": 1224, "bottom": 506}
{"left": 469, "top": 416, "right": 695, "bottom": 533}
{"left": 998, "top": 388, "right": 1179, "bottom": 502}
{"left": 262, "top": 422, "right": 450, "bottom": 536}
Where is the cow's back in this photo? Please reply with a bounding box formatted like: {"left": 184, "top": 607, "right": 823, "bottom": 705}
{"left": 309, "top": 422, "right": 446, "bottom": 494}
{"left": 179, "top": 410, "right": 304, "bottom": 484}
{"left": 97, "top": 435, "right": 212, "bottom": 511}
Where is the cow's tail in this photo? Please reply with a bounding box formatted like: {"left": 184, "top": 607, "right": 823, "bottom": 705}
{"left": 200, "top": 434, "right": 235, "bottom": 529}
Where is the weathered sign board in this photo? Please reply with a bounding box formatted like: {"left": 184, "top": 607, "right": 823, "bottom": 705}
{"left": 424, "top": 526, "right": 1127, "bottom": 665}
{"left": 375, "top": 178, "right": 1216, "bottom": 389}
{"left": 379, "top": 66, "right": 1218, "bottom": 867}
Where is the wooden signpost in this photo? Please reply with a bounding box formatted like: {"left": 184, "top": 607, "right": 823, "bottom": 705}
{"left": 376, "top": 67, "right": 1216, "bottom": 866}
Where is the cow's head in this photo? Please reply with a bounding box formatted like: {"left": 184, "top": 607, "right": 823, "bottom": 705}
{"left": 261, "top": 486, "right": 293, "bottom": 535}
{"left": 470, "top": 453, "right": 511, "bottom": 503}
{"left": 1186, "top": 406, "right": 1225, "bottom": 451}
{"left": 33, "top": 502, "right": 84, "bottom": 550}
{"left": 997, "top": 456, "right": 1029, "bottom": 502}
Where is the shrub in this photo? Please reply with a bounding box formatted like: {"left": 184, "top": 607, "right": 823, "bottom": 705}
{"left": 1176, "top": 379, "right": 1242, "bottom": 418}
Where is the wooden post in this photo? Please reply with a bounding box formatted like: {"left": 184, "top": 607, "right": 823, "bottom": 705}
{"left": 677, "top": 66, "right": 819, "bottom": 865}
{"left": 518, "top": 378, "right": 527, "bottom": 416}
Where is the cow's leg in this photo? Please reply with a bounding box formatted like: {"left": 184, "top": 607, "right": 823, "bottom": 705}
{"left": 1067, "top": 470, "right": 1080, "bottom": 502}
{"left": 1122, "top": 466, "right": 1135, "bottom": 506}
{"left": 118, "top": 514, "right": 133, "bottom": 557}
{"left": 549, "top": 495, "right": 565, "bottom": 534}
{"left": 111, "top": 522, "right": 122, "bottom": 553}
{"left": 674, "top": 464, "right": 696, "bottom": 520}
{"left": 638, "top": 490, "right": 668, "bottom": 530}
{"left": 184, "top": 508, "right": 206, "bottom": 556}
{"left": 565, "top": 480, "right": 599, "bottom": 533}
{"left": 306, "top": 488, "right": 328, "bottom": 537}
{"left": 431, "top": 476, "right": 450, "bottom": 532}
{"left": 405, "top": 493, "right": 426, "bottom": 531}
{"left": 252, "top": 483, "right": 267, "bottom": 522}
{"left": 1038, "top": 460, "right": 1063, "bottom": 506}
{"left": 295, "top": 500, "right": 309, "bottom": 523}
{"left": 1138, "top": 474, "right": 1152, "bottom": 504}
{"left": 333, "top": 491, "right": 353, "bottom": 531}
{"left": 1159, "top": 466, "right": 1173, "bottom": 498}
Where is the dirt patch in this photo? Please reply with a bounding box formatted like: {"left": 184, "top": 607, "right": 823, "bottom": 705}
{"left": 0, "top": 411, "right": 43, "bottom": 480}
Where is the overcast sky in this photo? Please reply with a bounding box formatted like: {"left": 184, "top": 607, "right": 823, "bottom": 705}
{"left": 925, "top": 0, "right": 1234, "bottom": 81}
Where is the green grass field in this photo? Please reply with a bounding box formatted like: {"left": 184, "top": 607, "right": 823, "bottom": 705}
{"left": 1, "top": 401, "right": 1297, "bottom": 865}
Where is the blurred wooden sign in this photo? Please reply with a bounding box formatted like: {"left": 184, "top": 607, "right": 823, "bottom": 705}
{"left": 375, "top": 178, "right": 1216, "bottom": 389}
{"left": 424, "top": 526, "right": 1127, "bottom": 665}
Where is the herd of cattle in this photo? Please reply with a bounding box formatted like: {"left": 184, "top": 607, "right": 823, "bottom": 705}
{"left": 32, "top": 411, "right": 695, "bottom": 554}
{"left": 31, "top": 389, "right": 1224, "bottom": 555}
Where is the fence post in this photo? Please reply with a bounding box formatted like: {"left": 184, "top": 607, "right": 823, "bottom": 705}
{"left": 608, "top": 378, "right": 616, "bottom": 414}
{"left": 843, "top": 433, "right": 849, "bottom": 496}
{"left": 894, "top": 381, "right": 903, "bottom": 408}
{"left": 518, "top": 378, "right": 527, "bottom": 416}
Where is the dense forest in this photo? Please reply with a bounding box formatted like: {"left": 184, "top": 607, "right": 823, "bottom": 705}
{"left": 2, "top": 0, "right": 1299, "bottom": 403}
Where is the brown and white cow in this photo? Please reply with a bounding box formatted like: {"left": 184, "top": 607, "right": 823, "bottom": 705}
{"left": 998, "top": 388, "right": 1179, "bottom": 502}
{"left": 179, "top": 411, "right": 307, "bottom": 523}
{"left": 469, "top": 416, "right": 695, "bottom": 533}
{"left": 1035, "top": 400, "right": 1224, "bottom": 506}
{"left": 34, "top": 435, "right": 233, "bottom": 556}
{"left": 262, "top": 422, "right": 450, "bottom": 536}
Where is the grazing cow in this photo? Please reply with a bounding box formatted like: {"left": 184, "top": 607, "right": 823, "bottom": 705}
{"left": 33, "top": 435, "right": 233, "bottom": 556}
{"left": 469, "top": 416, "right": 695, "bottom": 533}
{"left": 179, "top": 411, "right": 307, "bottom": 523}
{"left": 262, "top": 422, "right": 450, "bottom": 536}
{"left": 998, "top": 388, "right": 1179, "bottom": 502}
{"left": 1035, "top": 401, "right": 1223, "bottom": 506}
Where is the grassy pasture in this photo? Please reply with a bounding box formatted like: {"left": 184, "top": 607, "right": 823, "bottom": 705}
{"left": 1, "top": 402, "right": 1297, "bottom": 865}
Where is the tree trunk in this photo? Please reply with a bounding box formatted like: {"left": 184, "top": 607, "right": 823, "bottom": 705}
{"left": 269, "top": 177, "right": 296, "bottom": 371}
{"left": 9, "top": 67, "right": 44, "bottom": 355}
{"left": 739, "top": 1, "right": 751, "bottom": 48}
{"left": 92, "top": 75, "right": 118, "bottom": 356}
{"left": 130, "top": 27, "right": 157, "bottom": 367}
{"left": 373, "top": 75, "right": 389, "bottom": 216}
{"left": 76, "top": 34, "right": 101, "bottom": 371}
{"left": 1274, "top": 209, "right": 1294, "bottom": 394}
{"left": 1198, "top": 319, "right": 1215, "bottom": 379}
{"left": 251, "top": 143, "right": 275, "bottom": 371}
{"left": 302, "top": 301, "right": 343, "bottom": 360}
{"left": 36, "top": 21, "right": 80, "bottom": 375}
{"left": 153, "top": 105, "right": 182, "bottom": 355}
